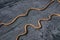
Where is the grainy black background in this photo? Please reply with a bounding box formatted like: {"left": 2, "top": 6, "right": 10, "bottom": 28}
{"left": 0, "top": 0, "right": 60, "bottom": 40}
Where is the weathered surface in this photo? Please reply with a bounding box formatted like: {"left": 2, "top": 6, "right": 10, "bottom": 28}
{"left": 0, "top": 0, "right": 60, "bottom": 40}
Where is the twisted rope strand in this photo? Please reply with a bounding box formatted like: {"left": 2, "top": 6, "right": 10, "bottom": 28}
{"left": 16, "top": 14, "right": 60, "bottom": 40}
{"left": 0, "top": 0, "right": 54, "bottom": 26}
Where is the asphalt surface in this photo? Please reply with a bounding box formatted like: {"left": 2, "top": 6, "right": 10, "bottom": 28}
{"left": 0, "top": 0, "right": 60, "bottom": 40}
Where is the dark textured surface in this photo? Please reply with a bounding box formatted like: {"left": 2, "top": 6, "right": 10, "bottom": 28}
{"left": 0, "top": 0, "right": 60, "bottom": 40}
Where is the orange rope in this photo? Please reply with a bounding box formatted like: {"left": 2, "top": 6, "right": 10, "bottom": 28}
{"left": 0, "top": 0, "right": 54, "bottom": 26}
{"left": 1, "top": 0, "right": 60, "bottom": 40}
{"left": 16, "top": 14, "right": 60, "bottom": 40}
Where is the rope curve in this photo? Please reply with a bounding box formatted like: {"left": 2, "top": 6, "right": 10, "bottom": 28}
{"left": 16, "top": 14, "right": 60, "bottom": 40}
{"left": 0, "top": 0, "right": 54, "bottom": 26}
{"left": 1, "top": 0, "right": 60, "bottom": 40}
